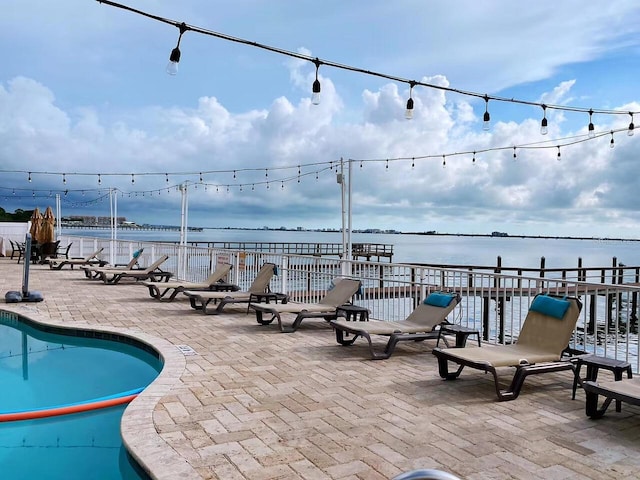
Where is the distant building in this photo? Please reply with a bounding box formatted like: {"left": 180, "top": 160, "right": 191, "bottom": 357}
{"left": 491, "top": 231, "right": 509, "bottom": 237}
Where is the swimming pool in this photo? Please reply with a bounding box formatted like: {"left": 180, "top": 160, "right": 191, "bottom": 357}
{"left": 0, "top": 310, "right": 163, "bottom": 479}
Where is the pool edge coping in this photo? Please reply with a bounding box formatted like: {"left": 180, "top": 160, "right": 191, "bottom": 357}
{"left": 1, "top": 304, "right": 200, "bottom": 480}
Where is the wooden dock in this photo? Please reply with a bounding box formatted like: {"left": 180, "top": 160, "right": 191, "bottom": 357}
{"left": 188, "top": 241, "right": 394, "bottom": 262}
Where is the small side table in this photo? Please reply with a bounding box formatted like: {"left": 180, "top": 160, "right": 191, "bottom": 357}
{"left": 248, "top": 292, "right": 289, "bottom": 305}
{"left": 572, "top": 354, "right": 633, "bottom": 412}
{"left": 336, "top": 304, "right": 369, "bottom": 322}
{"left": 436, "top": 324, "right": 481, "bottom": 348}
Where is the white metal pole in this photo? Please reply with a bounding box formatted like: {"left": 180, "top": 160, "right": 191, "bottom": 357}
{"left": 55, "top": 194, "right": 61, "bottom": 239}
{"left": 179, "top": 183, "right": 189, "bottom": 279}
{"left": 339, "top": 158, "right": 347, "bottom": 276}
{"left": 347, "top": 159, "right": 353, "bottom": 263}
{"left": 109, "top": 188, "right": 115, "bottom": 265}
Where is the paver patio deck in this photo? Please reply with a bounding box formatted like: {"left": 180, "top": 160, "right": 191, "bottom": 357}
{"left": 2, "top": 257, "right": 640, "bottom": 479}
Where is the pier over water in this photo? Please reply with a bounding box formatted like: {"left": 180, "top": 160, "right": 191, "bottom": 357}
{"left": 187, "top": 241, "right": 394, "bottom": 262}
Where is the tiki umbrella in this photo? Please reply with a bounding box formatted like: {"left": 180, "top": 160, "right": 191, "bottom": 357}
{"left": 40, "top": 206, "right": 56, "bottom": 244}
{"left": 29, "top": 208, "right": 42, "bottom": 243}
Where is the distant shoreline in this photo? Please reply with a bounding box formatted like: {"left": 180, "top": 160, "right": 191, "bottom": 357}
{"left": 61, "top": 224, "right": 640, "bottom": 242}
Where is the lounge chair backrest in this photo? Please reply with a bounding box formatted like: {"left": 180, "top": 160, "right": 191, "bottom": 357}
{"left": 122, "top": 248, "right": 145, "bottom": 269}
{"left": 84, "top": 248, "right": 104, "bottom": 261}
{"left": 517, "top": 295, "right": 582, "bottom": 354}
{"left": 405, "top": 294, "right": 460, "bottom": 327}
{"left": 142, "top": 254, "right": 169, "bottom": 273}
{"left": 205, "top": 264, "right": 232, "bottom": 284}
{"left": 319, "top": 278, "right": 362, "bottom": 306}
{"left": 248, "top": 263, "right": 277, "bottom": 294}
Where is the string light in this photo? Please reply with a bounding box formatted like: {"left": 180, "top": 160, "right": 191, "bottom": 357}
{"left": 557, "top": 146, "right": 561, "bottom": 161}
{"left": 166, "top": 22, "right": 188, "bottom": 75}
{"left": 28, "top": 172, "right": 32, "bottom": 182}
{"left": 483, "top": 95, "right": 491, "bottom": 131}
{"left": 610, "top": 131, "right": 615, "bottom": 149}
{"left": 405, "top": 81, "right": 415, "bottom": 120}
{"left": 131, "top": 173, "right": 135, "bottom": 184}
{"left": 166, "top": 173, "right": 169, "bottom": 183}
{"left": 588, "top": 109, "right": 595, "bottom": 138}
{"left": 97, "top": 1, "right": 639, "bottom": 125}
{"left": 629, "top": 113, "right": 635, "bottom": 136}
{"left": 62, "top": 173, "right": 66, "bottom": 184}
{"left": 442, "top": 155, "right": 446, "bottom": 168}
{"left": 540, "top": 105, "right": 548, "bottom": 135}
{"left": 513, "top": 147, "right": 517, "bottom": 160}
{"left": 472, "top": 152, "right": 476, "bottom": 165}
{"left": 98, "top": 174, "right": 102, "bottom": 185}
{"left": 312, "top": 58, "right": 321, "bottom": 105}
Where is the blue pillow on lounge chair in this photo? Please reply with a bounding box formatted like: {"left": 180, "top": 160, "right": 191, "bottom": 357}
{"left": 424, "top": 292, "right": 456, "bottom": 308}
{"left": 530, "top": 294, "right": 570, "bottom": 319}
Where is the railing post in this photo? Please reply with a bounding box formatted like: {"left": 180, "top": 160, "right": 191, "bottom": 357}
{"left": 539, "top": 256, "right": 545, "bottom": 278}
{"left": 578, "top": 257, "right": 584, "bottom": 281}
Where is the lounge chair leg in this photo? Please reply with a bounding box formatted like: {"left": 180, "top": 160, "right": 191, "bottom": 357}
{"left": 434, "top": 351, "right": 465, "bottom": 380}
{"left": 255, "top": 310, "right": 276, "bottom": 325}
{"left": 335, "top": 328, "right": 360, "bottom": 346}
{"left": 585, "top": 391, "right": 612, "bottom": 419}
{"left": 279, "top": 312, "right": 298, "bottom": 333}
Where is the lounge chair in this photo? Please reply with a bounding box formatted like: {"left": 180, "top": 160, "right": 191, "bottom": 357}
{"left": 432, "top": 294, "right": 582, "bottom": 401}
{"left": 48, "top": 248, "right": 107, "bottom": 270}
{"left": 250, "top": 278, "right": 362, "bottom": 333}
{"left": 583, "top": 377, "right": 640, "bottom": 419}
{"left": 329, "top": 292, "right": 461, "bottom": 359}
{"left": 142, "top": 263, "right": 234, "bottom": 301}
{"left": 93, "top": 254, "right": 172, "bottom": 285}
{"left": 183, "top": 263, "right": 277, "bottom": 315}
{"left": 82, "top": 249, "right": 144, "bottom": 279}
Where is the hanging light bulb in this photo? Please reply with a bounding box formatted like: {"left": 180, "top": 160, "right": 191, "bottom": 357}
{"left": 63, "top": 173, "right": 66, "bottom": 184}
{"left": 628, "top": 113, "right": 635, "bottom": 136}
{"left": 540, "top": 105, "right": 548, "bottom": 135}
{"left": 472, "top": 152, "right": 476, "bottom": 165}
{"left": 442, "top": 155, "right": 446, "bottom": 168}
{"left": 483, "top": 95, "right": 491, "bottom": 131}
{"left": 166, "top": 23, "right": 188, "bottom": 75}
{"left": 311, "top": 58, "right": 321, "bottom": 105}
{"left": 28, "top": 172, "right": 32, "bottom": 182}
{"left": 557, "top": 146, "right": 561, "bottom": 161}
{"left": 588, "top": 109, "right": 595, "bottom": 138}
{"left": 98, "top": 174, "right": 102, "bottom": 185}
{"left": 610, "top": 131, "right": 615, "bottom": 149}
{"left": 405, "top": 82, "right": 415, "bottom": 120}
{"left": 513, "top": 147, "right": 517, "bottom": 160}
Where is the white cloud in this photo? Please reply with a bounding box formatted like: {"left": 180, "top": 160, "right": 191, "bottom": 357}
{"left": 0, "top": 1, "right": 639, "bottom": 238}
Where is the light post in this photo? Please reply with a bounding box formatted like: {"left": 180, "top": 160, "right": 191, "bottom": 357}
{"left": 179, "top": 182, "right": 189, "bottom": 279}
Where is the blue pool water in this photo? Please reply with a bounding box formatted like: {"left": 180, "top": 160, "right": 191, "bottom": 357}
{"left": 0, "top": 310, "right": 163, "bottom": 479}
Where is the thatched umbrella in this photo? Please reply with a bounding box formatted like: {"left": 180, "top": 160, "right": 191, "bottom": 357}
{"left": 40, "top": 206, "right": 56, "bottom": 244}
{"left": 29, "top": 208, "right": 42, "bottom": 243}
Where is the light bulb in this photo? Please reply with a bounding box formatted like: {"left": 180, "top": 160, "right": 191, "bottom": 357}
{"left": 311, "top": 58, "right": 321, "bottom": 105}
{"left": 405, "top": 97, "right": 414, "bottom": 120}
{"left": 166, "top": 47, "right": 180, "bottom": 75}
{"left": 629, "top": 114, "right": 635, "bottom": 136}
{"left": 540, "top": 117, "right": 548, "bottom": 135}
{"left": 312, "top": 79, "right": 321, "bottom": 105}
{"left": 483, "top": 96, "right": 490, "bottom": 131}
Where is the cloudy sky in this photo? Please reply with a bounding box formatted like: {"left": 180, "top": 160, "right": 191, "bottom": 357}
{"left": 1, "top": 0, "right": 640, "bottom": 237}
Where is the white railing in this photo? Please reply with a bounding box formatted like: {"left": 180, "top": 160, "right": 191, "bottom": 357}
{"left": 59, "top": 235, "right": 640, "bottom": 370}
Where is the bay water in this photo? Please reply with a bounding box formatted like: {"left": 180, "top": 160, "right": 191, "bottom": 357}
{"left": 63, "top": 228, "right": 640, "bottom": 269}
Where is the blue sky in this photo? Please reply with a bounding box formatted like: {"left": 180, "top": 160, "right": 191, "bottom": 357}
{"left": 1, "top": 0, "right": 640, "bottom": 237}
